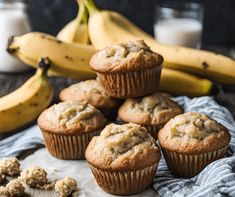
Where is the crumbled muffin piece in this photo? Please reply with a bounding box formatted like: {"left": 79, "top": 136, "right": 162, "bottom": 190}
{"left": 0, "top": 157, "right": 20, "bottom": 176}
{"left": 0, "top": 186, "right": 9, "bottom": 197}
{"left": 6, "top": 179, "right": 24, "bottom": 197}
{"left": 20, "top": 166, "right": 47, "bottom": 188}
{"left": 55, "top": 177, "right": 78, "bottom": 197}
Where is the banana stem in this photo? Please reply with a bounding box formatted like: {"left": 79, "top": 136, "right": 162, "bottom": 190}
{"left": 39, "top": 57, "right": 51, "bottom": 76}
{"left": 81, "top": 0, "right": 99, "bottom": 15}
{"left": 76, "top": 0, "right": 88, "bottom": 24}
{"left": 7, "top": 36, "right": 18, "bottom": 54}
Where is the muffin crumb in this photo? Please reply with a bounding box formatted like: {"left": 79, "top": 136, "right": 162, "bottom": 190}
{"left": 0, "top": 186, "right": 9, "bottom": 196}
{"left": 0, "top": 157, "right": 20, "bottom": 177}
{"left": 55, "top": 177, "right": 78, "bottom": 197}
{"left": 6, "top": 179, "right": 25, "bottom": 197}
{"left": 20, "top": 166, "right": 48, "bottom": 189}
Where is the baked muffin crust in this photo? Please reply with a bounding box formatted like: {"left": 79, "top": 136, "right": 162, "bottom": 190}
{"left": 118, "top": 93, "right": 183, "bottom": 126}
{"left": 59, "top": 80, "right": 120, "bottom": 109}
{"left": 38, "top": 101, "right": 107, "bottom": 134}
{"left": 20, "top": 166, "right": 48, "bottom": 188}
{"left": 0, "top": 157, "right": 20, "bottom": 176}
{"left": 55, "top": 177, "right": 78, "bottom": 197}
{"left": 6, "top": 179, "right": 25, "bottom": 197}
{"left": 85, "top": 123, "right": 160, "bottom": 171}
{"left": 0, "top": 186, "right": 9, "bottom": 196}
{"left": 158, "top": 112, "right": 231, "bottom": 154}
{"left": 89, "top": 40, "right": 163, "bottom": 73}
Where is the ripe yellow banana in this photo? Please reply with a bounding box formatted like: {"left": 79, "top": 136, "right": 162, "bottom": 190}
{"left": 7, "top": 32, "right": 96, "bottom": 80}
{"left": 57, "top": 0, "right": 89, "bottom": 44}
{"left": 159, "top": 68, "right": 214, "bottom": 97}
{"left": 84, "top": 0, "right": 235, "bottom": 84}
{"left": 0, "top": 58, "right": 53, "bottom": 133}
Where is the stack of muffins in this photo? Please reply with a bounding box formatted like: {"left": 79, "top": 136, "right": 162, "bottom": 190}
{"left": 37, "top": 40, "right": 231, "bottom": 195}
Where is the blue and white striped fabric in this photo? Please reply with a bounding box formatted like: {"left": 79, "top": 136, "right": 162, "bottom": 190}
{"left": 0, "top": 96, "right": 235, "bottom": 196}
{"left": 153, "top": 96, "right": 235, "bottom": 197}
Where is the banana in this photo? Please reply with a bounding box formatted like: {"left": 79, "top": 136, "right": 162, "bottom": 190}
{"left": 57, "top": 1, "right": 89, "bottom": 44}
{"left": 159, "top": 68, "right": 215, "bottom": 97}
{"left": 0, "top": 58, "right": 53, "bottom": 133}
{"left": 84, "top": 0, "right": 235, "bottom": 84}
{"left": 7, "top": 32, "right": 96, "bottom": 80}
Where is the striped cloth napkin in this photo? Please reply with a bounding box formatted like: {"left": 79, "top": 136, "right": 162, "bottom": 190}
{"left": 0, "top": 96, "right": 234, "bottom": 196}
{"left": 153, "top": 96, "right": 235, "bottom": 197}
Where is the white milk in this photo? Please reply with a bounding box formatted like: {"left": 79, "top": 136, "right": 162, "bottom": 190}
{"left": 154, "top": 18, "right": 202, "bottom": 48}
{"left": 0, "top": 8, "right": 31, "bottom": 72}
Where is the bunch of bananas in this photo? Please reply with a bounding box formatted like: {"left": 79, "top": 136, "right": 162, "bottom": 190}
{"left": 0, "top": 58, "right": 54, "bottom": 132}
{"left": 6, "top": 0, "right": 235, "bottom": 98}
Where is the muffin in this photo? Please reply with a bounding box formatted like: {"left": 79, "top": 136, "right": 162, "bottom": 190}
{"left": 85, "top": 123, "right": 161, "bottom": 195}
{"left": 158, "top": 112, "right": 231, "bottom": 178}
{"left": 59, "top": 80, "right": 121, "bottom": 120}
{"left": 118, "top": 92, "right": 183, "bottom": 139}
{"left": 38, "top": 101, "right": 107, "bottom": 160}
{"left": 89, "top": 40, "right": 163, "bottom": 98}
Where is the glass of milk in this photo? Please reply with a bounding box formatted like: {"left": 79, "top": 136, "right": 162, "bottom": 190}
{"left": 154, "top": 2, "right": 204, "bottom": 48}
{"left": 0, "top": 0, "right": 31, "bottom": 73}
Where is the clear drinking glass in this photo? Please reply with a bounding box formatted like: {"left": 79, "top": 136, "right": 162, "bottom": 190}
{"left": 0, "top": 0, "right": 31, "bottom": 72}
{"left": 154, "top": 2, "right": 204, "bottom": 48}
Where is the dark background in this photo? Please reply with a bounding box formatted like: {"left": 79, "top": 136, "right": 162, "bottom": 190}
{"left": 27, "top": 0, "right": 235, "bottom": 47}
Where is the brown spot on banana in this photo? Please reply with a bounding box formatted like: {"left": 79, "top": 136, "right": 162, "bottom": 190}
{"left": 56, "top": 40, "right": 62, "bottom": 44}
{"left": 202, "top": 61, "right": 209, "bottom": 69}
{"left": 45, "top": 95, "right": 51, "bottom": 100}
{"left": 30, "top": 102, "right": 38, "bottom": 107}
{"left": 41, "top": 35, "right": 62, "bottom": 44}
{"left": 65, "top": 55, "right": 73, "bottom": 61}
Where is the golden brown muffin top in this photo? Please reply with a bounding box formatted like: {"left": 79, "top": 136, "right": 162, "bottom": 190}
{"left": 59, "top": 80, "right": 120, "bottom": 109}
{"left": 38, "top": 101, "right": 107, "bottom": 134}
{"left": 85, "top": 123, "right": 160, "bottom": 171}
{"left": 118, "top": 93, "right": 183, "bottom": 127}
{"left": 89, "top": 40, "right": 163, "bottom": 73}
{"left": 158, "top": 112, "right": 231, "bottom": 154}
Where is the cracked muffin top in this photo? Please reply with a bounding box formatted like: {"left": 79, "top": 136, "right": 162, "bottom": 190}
{"left": 118, "top": 93, "right": 183, "bottom": 127}
{"left": 85, "top": 123, "right": 161, "bottom": 171}
{"left": 158, "top": 112, "right": 231, "bottom": 154}
{"left": 38, "top": 101, "right": 107, "bottom": 134}
{"left": 59, "top": 80, "right": 120, "bottom": 109}
{"left": 89, "top": 40, "right": 163, "bottom": 73}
